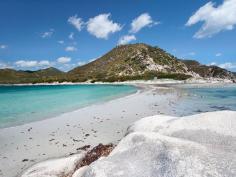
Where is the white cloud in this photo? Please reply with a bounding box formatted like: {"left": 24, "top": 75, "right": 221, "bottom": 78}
{"left": 87, "top": 13, "right": 122, "bottom": 39}
{"left": 69, "top": 32, "right": 74, "bottom": 40}
{"left": 15, "top": 60, "right": 50, "bottom": 68}
{"left": 38, "top": 60, "right": 50, "bottom": 66}
{"left": 186, "top": 0, "right": 236, "bottom": 38}
{"left": 0, "top": 45, "right": 7, "bottom": 49}
{"left": 65, "top": 46, "right": 77, "bottom": 52}
{"left": 130, "top": 13, "right": 158, "bottom": 33}
{"left": 68, "top": 15, "right": 84, "bottom": 31}
{"left": 15, "top": 60, "right": 37, "bottom": 67}
{"left": 58, "top": 40, "right": 64, "bottom": 44}
{"left": 0, "top": 63, "right": 6, "bottom": 68}
{"left": 209, "top": 61, "right": 236, "bottom": 69}
{"left": 215, "top": 53, "right": 222, "bottom": 57}
{"left": 58, "top": 63, "right": 76, "bottom": 71}
{"left": 41, "top": 29, "right": 54, "bottom": 38}
{"left": 218, "top": 62, "right": 236, "bottom": 69}
{"left": 77, "top": 61, "right": 86, "bottom": 66}
{"left": 209, "top": 62, "right": 217, "bottom": 66}
{"left": 57, "top": 57, "right": 71, "bottom": 64}
{"left": 0, "top": 62, "right": 11, "bottom": 69}
{"left": 118, "top": 35, "right": 136, "bottom": 45}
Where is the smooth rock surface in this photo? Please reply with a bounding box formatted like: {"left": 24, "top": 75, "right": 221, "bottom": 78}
{"left": 75, "top": 111, "right": 236, "bottom": 177}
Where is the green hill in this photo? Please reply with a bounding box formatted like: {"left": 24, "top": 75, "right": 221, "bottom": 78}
{"left": 68, "top": 43, "right": 192, "bottom": 82}
{"left": 0, "top": 67, "right": 65, "bottom": 84}
{"left": 0, "top": 43, "right": 235, "bottom": 84}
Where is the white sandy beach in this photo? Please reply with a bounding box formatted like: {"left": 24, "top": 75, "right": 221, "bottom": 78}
{"left": 1, "top": 81, "right": 236, "bottom": 177}
{"left": 0, "top": 84, "right": 185, "bottom": 177}
{"left": 20, "top": 107, "right": 236, "bottom": 177}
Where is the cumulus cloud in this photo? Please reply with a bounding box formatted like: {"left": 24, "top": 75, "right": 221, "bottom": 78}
{"left": 218, "top": 62, "right": 236, "bottom": 69}
{"left": 15, "top": 60, "right": 50, "bottom": 68}
{"left": 0, "top": 45, "right": 7, "bottom": 49}
{"left": 87, "top": 13, "right": 122, "bottom": 39}
{"left": 58, "top": 63, "right": 76, "bottom": 71}
{"left": 186, "top": 0, "right": 236, "bottom": 38}
{"left": 65, "top": 46, "right": 77, "bottom": 52}
{"left": 41, "top": 29, "right": 54, "bottom": 38}
{"left": 57, "top": 57, "right": 71, "bottom": 64}
{"left": 209, "top": 62, "right": 217, "bottom": 66}
{"left": 77, "top": 61, "right": 86, "bottom": 66}
{"left": 209, "top": 61, "right": 236, "bottom": 69}
{"left": 0, "top": 62, "right": 11, "bottom": 69}
{"left": 130, "top": 13, "right": 158, "bottom": 33}
{"left": 68, "top": 15, "right": 84, "bottom": 31}
{"left": 118, "top": 35, "right": 136, "bottom": 45}
{"left": 38, "top": 60, "right": 50, "bottom": 66}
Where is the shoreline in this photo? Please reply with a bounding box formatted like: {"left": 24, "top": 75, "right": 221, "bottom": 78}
{"left": 0, "top": 84, "right": 182, "bottom": 177}
{"left": 0, "top": 84, "right": 139, "bottom": 130}
{"left": 1, "top": 83, "right": 235, "bottom": 177}
{"left": 0, "top": 77, "right": 235, "bottom": 87}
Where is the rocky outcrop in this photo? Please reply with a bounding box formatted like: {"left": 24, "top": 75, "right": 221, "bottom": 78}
{"left": 21, "top": 111, "right": 236, "bottom": 177}
{"left": 181, "top": 59, "right": 236, "bottom": 81}
{"left": 74, "top": 111, "right": 236, "bottom": 177}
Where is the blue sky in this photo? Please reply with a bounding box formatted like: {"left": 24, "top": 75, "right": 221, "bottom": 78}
{"left": 0, "top": 0, "right": 236, "bottom": 71}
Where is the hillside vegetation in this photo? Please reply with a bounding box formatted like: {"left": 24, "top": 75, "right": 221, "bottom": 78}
{"left": 0, "top": 67, "right": 66, "bottom": 84}
{"left": 68, "top": 44, "right": 192, "bottom": 82}
{"left": 0, "top": 43, "right": 235, "bottom": 84}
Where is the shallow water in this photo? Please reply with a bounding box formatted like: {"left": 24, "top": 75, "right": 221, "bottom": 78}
{"left": 174, "top": 85, "right": 236, "bottom": 116}
{"left": 0, "top": 84, "right": 137, "bottom": 128}
{"left": 1, "top": 84, "right": 235, "bottom": 128}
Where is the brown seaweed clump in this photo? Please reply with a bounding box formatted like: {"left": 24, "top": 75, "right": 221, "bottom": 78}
{"left": 77, "top": 143, "right": 114, "bottom": 168}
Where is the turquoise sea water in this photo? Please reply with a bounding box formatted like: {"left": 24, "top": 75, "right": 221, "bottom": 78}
{"left": 174, "top": 85, "right": 236, "bottom": 116}
{"left": 1, "top": 84, "right": 235, "bottom": 128}
{"left": 0, "top": 84, "right": 137, "bottom": 128}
